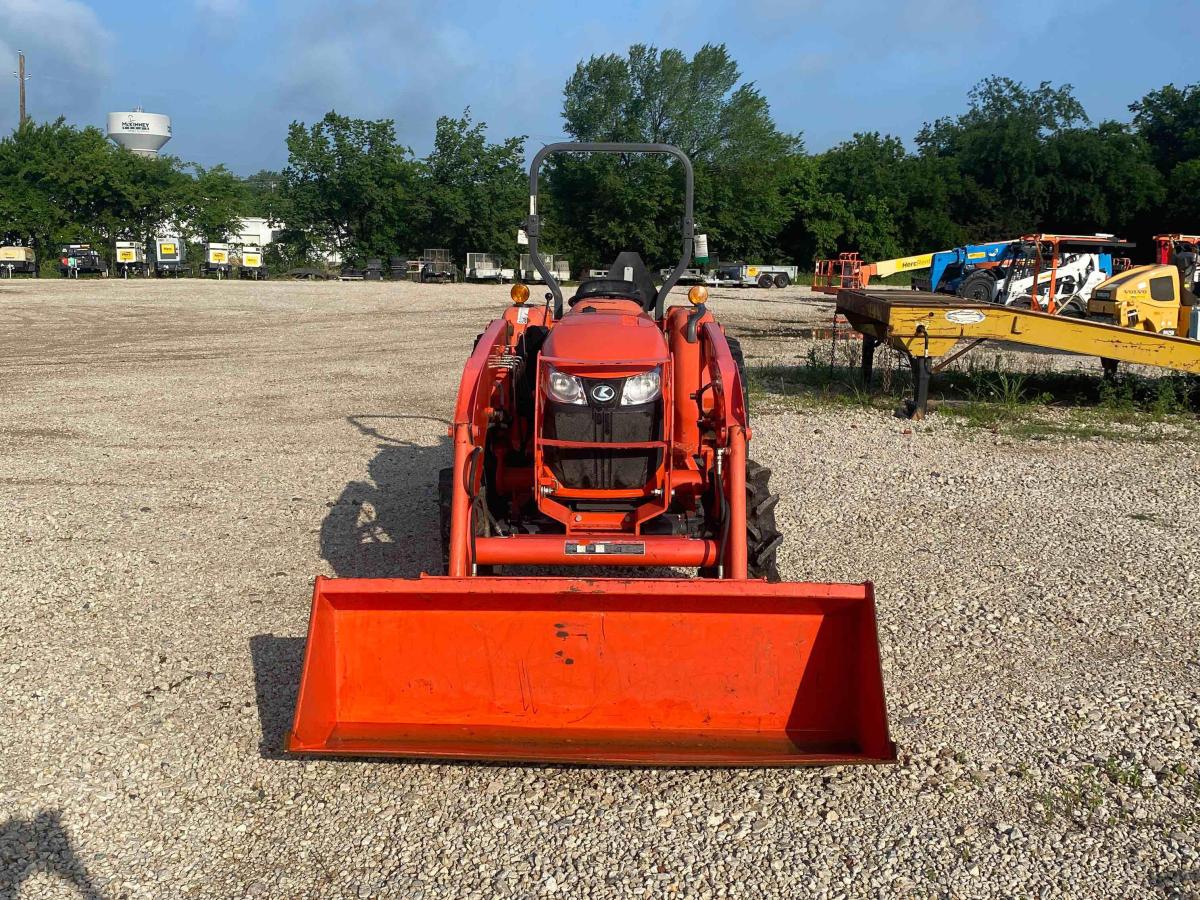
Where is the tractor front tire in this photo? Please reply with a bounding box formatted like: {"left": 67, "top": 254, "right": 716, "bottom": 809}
{"left": 702, "top": 459, "right": 782, "bottom": 582}
{"left": 746, "top": 460, "right": 783, "bottom": 581}
{"left": 437, "top": 466, "right": 494, "bottom": 576}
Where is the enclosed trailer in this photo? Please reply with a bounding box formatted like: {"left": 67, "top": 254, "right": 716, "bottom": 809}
{"left": 238, "top": 245, "right": 268, "bottom": 280}
{"left": 115, "top": 240, "right": 147, "bottom": 277}
{"left": 203, "top": 243, "right": 232, "bottom": 278}
{"left": 152, "top": 236, "right": 186, "bottom": 276}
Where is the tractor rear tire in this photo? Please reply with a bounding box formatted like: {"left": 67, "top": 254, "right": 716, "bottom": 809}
{"left": 725, "top": 334, "right": 750, "bottom": 414}
{"left": 956, "top": 270, "right": 997, "bottom": 302}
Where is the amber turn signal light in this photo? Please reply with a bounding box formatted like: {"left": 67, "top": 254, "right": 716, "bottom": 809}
{"left": 510, "top": 283, "right": 530, "bottom": 305}
{"left": 687, "top": 285, "right": 708, "bottom": 305}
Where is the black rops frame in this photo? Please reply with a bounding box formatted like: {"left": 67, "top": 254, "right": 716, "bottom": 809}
{"left": 524, "top": 142, "right": 695, "bottom": 320}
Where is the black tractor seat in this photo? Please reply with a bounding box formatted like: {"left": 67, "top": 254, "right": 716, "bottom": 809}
{"left": 569, "top": 278, "right": 647, "bottom": 307}
{"left": 568, "top": 251, "right": 659, "bottom": 312}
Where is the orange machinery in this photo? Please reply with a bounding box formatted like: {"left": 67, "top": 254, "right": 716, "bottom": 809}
{"left": 1155, "top": 234, "right": 1200, "bottom": 265}
{"left": 288, "top": 143, "right": 895, "bottom": 766}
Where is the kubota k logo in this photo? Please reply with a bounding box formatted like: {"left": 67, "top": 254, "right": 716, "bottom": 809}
{"left": 591, "top": 384, "right": 615, "bottom": 403}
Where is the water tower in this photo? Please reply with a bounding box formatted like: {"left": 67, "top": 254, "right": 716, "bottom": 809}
{"left": 106, "top": 108, "right": 172, "bottom": 157}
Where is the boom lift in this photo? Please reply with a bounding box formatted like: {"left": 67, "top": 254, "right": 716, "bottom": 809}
{"left": 1155, "top": 234, "right": 1200, "bottom": 292}
{"left": 814, "top": 242, "right": 1012, "bottom": 294}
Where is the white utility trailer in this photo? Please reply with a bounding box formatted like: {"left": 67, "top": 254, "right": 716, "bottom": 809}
{"left": 466, "top": 253, "right": 511, "bottom": 282}
{"left": 716, "top": 263, "right": 798, "bottom": 288}
{"left": 520, "top": 253, "right": 555, "bottom": 283}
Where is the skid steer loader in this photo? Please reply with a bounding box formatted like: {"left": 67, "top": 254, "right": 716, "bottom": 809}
{"left": 288, "top": 143, "right": 894, "bottom": 766}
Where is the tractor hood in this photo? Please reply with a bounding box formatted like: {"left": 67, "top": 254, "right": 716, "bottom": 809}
{"left": 543, "top": 300, "right": 669, "bottom": 364}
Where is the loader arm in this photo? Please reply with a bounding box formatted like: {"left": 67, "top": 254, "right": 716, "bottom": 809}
{"left": 447, "top": 316, "right": 510, "bottom": 577}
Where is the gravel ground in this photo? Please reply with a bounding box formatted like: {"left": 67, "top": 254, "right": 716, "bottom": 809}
{"left": 1, "top": 278, "right": 1197, "bottom": 899}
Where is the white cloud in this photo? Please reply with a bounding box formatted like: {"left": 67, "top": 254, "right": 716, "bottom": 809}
{"left": 270, "top": 1, "right": 509, "bottom": 150}
{"left": 0, "top": 0, "right": 112, "bottom": 130}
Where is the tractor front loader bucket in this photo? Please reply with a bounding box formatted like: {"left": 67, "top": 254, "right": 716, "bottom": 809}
{"left": 288, "top": 576, "right": 895, "bottom": 766}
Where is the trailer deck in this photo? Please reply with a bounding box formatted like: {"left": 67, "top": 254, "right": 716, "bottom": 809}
{"left": 836, "top": 289, "right": 1200, "bottom": 417}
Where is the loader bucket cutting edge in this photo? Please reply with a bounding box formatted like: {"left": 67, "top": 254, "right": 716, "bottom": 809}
{"left": 287, "top": 576, "right": 895, "bottom": 766}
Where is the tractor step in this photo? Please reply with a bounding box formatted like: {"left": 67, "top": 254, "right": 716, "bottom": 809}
{"left": 288, "top": 576, "right": 895, "bottom": 766}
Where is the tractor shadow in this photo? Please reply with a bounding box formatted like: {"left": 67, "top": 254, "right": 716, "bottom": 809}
{"left": 318, "top": 414, "right": 450, "bottom": 579}
{"left": 0, "top": 810, "right": 104, "bottom": 899}
{"left": 253, "top": 414, "right": 450, "bottom": 759}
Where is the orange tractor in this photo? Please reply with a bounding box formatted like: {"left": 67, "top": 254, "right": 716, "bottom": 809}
{"left": 288, "top": 143, "right": 893, "bottom": 766}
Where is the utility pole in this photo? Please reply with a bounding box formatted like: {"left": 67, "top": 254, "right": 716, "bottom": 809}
{"left": 13, "top": 50, "right": 29, "bottom": 126}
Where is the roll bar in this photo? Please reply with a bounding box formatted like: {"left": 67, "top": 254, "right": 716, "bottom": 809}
{"left": 525, "top": 142, "right": 695, "bottom": 319}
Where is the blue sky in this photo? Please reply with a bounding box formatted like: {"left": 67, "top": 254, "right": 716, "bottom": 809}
{"left": 2, "top": 0, "right": 1196, "bottom": 174}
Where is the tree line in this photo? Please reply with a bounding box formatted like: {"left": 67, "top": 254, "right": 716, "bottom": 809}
{"left": 2, "top": 43, "right": 1198, "bottom": 274}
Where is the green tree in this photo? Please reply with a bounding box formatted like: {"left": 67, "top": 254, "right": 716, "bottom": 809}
{"left": 917, "top": 77, "right": 1090, "bottom": 237}
{"left": 1042, "top": 122, "right": 1164, "bottom": 234}
{"left": 419, "top": 111, "right": 526, "bottom": 263}
{"left": 0, "top": 118, "right": 188, "bottom": 265}
{"left": 1130, "top": 83, "right": 1200, "bottom": 175}
{"left": 1130, "top": 83, "right": 1200, "bottom": 230}
{"left": 0, "top": 120, "right": 76, "bottom": 259}
{"left": 240, "top": 169, "right": 284, "bottom": 217}
{"left": 176, "top": 164, "right": 246, "bottom": 242}
{"left": 815, "top": 133, "right": 907, "bottom": 260}
{"left": 279, "top": 112, "right": 419, "bottom": 264}
{"left": 550, "top": 43, "right": 800, "bottom": 270}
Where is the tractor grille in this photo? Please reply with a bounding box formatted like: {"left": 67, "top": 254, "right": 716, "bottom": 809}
{"left": 544, "top": 390, "right": 662, "bottom": 490}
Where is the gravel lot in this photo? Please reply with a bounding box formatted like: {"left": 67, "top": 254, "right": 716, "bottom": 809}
{"left": 1, "top": 278, "right": 1197, "bottom": 899}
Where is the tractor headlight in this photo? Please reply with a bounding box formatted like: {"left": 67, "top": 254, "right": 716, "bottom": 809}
{"left": 546, "top": 367, "right": 586, "bottom": 405}
{"left": 620, "top": 368, "right": 662, "bottom": 406}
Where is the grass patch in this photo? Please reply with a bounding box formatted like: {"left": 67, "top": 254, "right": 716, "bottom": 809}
{"left": 748, "top": 342, "right": 1200, "bottom": 441}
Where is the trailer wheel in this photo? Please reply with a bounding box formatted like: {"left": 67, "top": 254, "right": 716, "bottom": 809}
{"left": 756, "top": 273, "right": 774, "bottom": 289}
{"left": 956, "top": 270, "right": 997, "bottom": 302}
{"left": 773, "top": 273, "right": 790, "bottom": 288}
